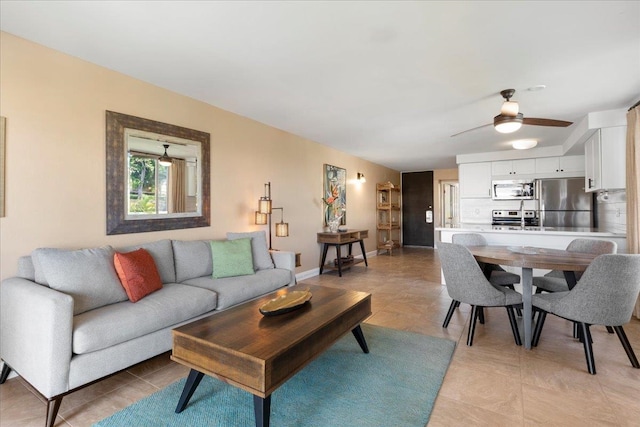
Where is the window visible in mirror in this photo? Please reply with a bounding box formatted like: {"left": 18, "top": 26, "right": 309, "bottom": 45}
{"left": 124, "top": 128, "right": 201, "bottom": 219}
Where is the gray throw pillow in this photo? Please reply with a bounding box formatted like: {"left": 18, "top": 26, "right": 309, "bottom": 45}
{"left": 32, "top": 246, "right": 128, "bottom": 315}
{"left": 226, "top": 231, "right": 274, "bottom": 270}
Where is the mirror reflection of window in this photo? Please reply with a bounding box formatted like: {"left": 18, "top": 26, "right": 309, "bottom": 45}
{"left": 127, "top": 154, "right": 169, "bottom": 215}
{"left": 125, "top": 129, "right": 201, "bottom": 219}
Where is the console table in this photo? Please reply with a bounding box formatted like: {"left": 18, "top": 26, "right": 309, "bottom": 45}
{"left": 317, "top": 229, "right": 368, "bottom": 277}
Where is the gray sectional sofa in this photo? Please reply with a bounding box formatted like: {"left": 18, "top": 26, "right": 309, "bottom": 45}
{"left": 0, "top": 232, "right": 296, "bottom": 427}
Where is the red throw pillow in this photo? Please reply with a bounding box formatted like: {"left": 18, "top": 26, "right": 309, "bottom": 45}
{"left": 114, "top": 248, "right": 163, "bottom": 302}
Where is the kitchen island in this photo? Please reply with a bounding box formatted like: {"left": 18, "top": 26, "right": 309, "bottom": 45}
{"left": 437, "top": 224, "right": 627, "bottom": 253}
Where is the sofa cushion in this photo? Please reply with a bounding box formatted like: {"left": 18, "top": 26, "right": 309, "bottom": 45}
{"left": 227, "top": 231, "right": 274, "bottom": 271}
{"left": 72, "top": 283, "right": 218, "bottom": 354}
{"left": 172, "top": 240, "right": 213, "bottom": 283}
{"left": 181, "top": 268, "right": 291, "bottom": 309}
{"left": 211, "top": 238, "right": 255, "bottom": 279}
{"left": 17, "top": 256, "right": 36, "bottom": 282}
{"left": 119, "top": 240, "right": 176, "bottom": 284}
{"left": 32, "top": 246, "right": 128, "bottom": 315}
{"left": 114, "top": 249, "right": 163, "bottom": 302}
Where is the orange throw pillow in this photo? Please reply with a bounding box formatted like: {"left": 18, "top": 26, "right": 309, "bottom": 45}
{"left": 114, "top": 248, "right": 163, "bottom": 302}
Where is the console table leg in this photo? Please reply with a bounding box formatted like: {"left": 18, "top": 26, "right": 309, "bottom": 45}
{"left": 352, "top": 325, "right": 370, "bottom": 353}
{"left": 319, "top": 244, "right": 329, "bottom": 274}
{"left": 359, "top": 239, "right": 368, "bottom": 266}
{"left": 253, "top": 394, "right": 271, "bottom": 427}
{"left": 336, "top": 244, "right": 343, "bottom": 277}
{"left": 175, "top": 369, "right": 204, "bottom": 413}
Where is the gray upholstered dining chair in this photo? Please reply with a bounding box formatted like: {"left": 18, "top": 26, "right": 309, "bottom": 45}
{"left": 437, "top": 242, "right": 523, "bottom": 346}
{"left": 533, "top": 238, "right": 617, "bottom": 293}
{"left": 444, "top": 233, "right": 522, "bottom": 324}
{"left": 531, "top": 254, "right": 640, "bottom": 374}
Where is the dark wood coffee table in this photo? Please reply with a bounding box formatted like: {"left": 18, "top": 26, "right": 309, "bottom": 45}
{"left": 171, "top": 284, "right": 372, "bottom": 427}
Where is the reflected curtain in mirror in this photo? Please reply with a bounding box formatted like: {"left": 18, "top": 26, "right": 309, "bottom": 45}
{"left": 106, "top": 111, "right": 210, "bottom": 235}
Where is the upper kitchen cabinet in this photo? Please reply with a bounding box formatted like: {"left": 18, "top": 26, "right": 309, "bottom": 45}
{"left": 535, "top": 155, "right": 585, "bottom": 178}
{"left": 491, "top": 159, "right": 536, "bottom": 177}
{"left": 459, "top": 162, "right": 492, "bottom": 198}
{"left": 585, "top": 126, "right": 626, "bottom": 192}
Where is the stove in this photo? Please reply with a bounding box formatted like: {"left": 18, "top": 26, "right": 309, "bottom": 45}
{"left": 491, "top": 210, "right": 538, "bottom": 226}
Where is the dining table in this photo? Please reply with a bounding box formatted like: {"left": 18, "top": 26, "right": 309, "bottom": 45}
{"left": 467, "top": 245, "right": 599, "bottom": 349}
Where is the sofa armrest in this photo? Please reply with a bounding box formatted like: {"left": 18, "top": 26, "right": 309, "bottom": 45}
{"left": 269, "top": 250, "right": 296, "bottom": 285}
{"left": 0, "top": 277, "right": 74, "bottom": 398}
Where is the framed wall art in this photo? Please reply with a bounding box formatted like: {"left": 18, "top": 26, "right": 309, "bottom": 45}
{"left": 323, "top": 164, "right": 346, "bottom": 226}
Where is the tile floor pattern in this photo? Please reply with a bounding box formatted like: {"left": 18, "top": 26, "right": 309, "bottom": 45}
{"left": 2, "top": 247, "right": 639, "bottom": 426}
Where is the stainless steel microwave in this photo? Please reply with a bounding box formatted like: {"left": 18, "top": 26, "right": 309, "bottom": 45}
{"left": 492, "top": 180, "right": 535, "bottom": 200}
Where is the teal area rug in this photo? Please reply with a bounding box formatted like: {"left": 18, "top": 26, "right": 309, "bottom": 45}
{"left": 94, "top": 324, "right": 456, "bottom": 427}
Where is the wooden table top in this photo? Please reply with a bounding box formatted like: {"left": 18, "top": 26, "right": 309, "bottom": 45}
{"left": 468, "top": 245, "right": 598, "bottom": 271}
{"left": 317, "top": 229, "right": 368, "bottom": 244}
{"left": 171, "top": 284, "right": 371, "bottom": 397}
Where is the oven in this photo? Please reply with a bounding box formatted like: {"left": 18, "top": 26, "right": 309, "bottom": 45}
{"left": 491, "top": 210, "right": 538, "bottom": 226}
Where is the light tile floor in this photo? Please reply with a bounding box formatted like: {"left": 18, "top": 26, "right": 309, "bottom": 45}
{"left": 1, "top": 248, "right": 639, "bottom": 426}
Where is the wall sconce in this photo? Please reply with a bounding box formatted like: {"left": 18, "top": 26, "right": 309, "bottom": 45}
{"left": 254, "top": 182, "right": 289, "bottom": 249}
{"left": 357, "top": 172, "right": 366, "bottom": 183}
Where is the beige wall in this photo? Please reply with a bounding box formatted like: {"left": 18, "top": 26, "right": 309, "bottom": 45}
{"left": 433, "top": 168, "right": 459, "bottom": 228}
{"left": 0, "top": 32, "right": 400, "bottom": 280}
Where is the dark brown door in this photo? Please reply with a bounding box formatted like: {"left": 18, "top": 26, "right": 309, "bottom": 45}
{"left": 402, "top": 171, "right": 434, "bottom": 247}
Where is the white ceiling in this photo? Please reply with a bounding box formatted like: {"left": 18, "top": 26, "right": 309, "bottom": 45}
{"left": 2, "top": 1, "right": 639, "bottom": 171}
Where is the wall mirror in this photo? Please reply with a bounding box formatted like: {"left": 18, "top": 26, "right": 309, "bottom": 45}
{"left": 106, "top": 111, "right": 210, "bottom": 235}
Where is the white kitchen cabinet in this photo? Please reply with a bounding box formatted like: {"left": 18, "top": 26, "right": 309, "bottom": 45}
{"left": 459, "top": 162, "right": 492, "bottom": 198}
{"left": 492, "top": 159, "right": 536, "bottom": 176}
{"left": 535, "top": 155, "right": 585, "bottom": 177}
{"left": 584, "top": 126, "right": 626, "bottom": 192}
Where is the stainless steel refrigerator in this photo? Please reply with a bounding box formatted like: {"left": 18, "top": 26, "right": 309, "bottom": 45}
{"left": 535, "top": 178, "right": 593, "bottom": 228}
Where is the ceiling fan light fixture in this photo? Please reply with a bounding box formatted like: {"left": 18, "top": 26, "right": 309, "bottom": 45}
{"left": 500, "top": 100, "right": 519, "bottom": 116}
{"left": 158, "top": 144, "right": 172, "bottom": 166}
{"left": 494, "top": 113, "right": 523, "bottom": 133}
{"left": 512, "top": 139, "right": 538, "bottom": 150}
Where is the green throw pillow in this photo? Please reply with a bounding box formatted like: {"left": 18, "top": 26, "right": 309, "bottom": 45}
{"left": 211, "top": 238, "right": 255, "bottom": 279}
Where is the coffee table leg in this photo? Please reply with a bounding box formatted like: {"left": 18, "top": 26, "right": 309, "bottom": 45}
{"left": 352, "top": 325, "right": 370, "bottom": 353}
{"left": 175, "top": 369, "right": 204, "bottom": 413}
{"left": 253, "top": 394, "right": 271, "bottom": 427}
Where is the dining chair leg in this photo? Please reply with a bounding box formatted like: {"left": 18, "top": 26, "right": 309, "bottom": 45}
{"left": 532, "top": 310, "right": 547, "bottom": 347}
{"left": 605, "top": 326, "right": 614, "bottom": 334}
{"left": 467, "top": 305, "right": 479, "bottom": 346}
{"left": 506, "top": 306, "right": 522, "bottom": 346}
{"left": 505, "top": 285, "right": 523, "bottom": 317}
{"left": 442, "top": 300, "right": 458, "bottom": 328}
{"left": 478, "top": 307, "right": 485, "bottom": 324}
{"left": 613, "top": 326, "right": 640, "bottom": 368}
{"left": 580, "top": 323, "right": 596, "bottom": 374}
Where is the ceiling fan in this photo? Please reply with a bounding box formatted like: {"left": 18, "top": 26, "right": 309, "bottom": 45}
{"left": 451, "top": 89, "right": 573, "bottom": 137}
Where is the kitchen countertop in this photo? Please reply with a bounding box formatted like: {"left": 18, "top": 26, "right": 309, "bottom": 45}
{"left": 436, "top": 224, "right": 626, "bottom": 238}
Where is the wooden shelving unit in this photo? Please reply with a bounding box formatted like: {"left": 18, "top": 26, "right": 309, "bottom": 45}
{"left": 376, "top": 182, "right": 401, "bottom": 255}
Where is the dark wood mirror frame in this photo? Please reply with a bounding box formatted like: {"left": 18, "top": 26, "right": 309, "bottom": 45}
{"left": 106, "top": 111, "right": 210, "bottom": 235}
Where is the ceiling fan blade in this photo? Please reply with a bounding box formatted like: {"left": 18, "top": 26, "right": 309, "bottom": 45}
{"left": 450, "top": 123, "right": 493, "bottom": 137}
{"left": 523, "top": 117, "right": 573, "bottom": 127}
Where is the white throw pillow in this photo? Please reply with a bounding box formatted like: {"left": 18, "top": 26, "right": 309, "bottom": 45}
{"left": 226, "top": 231, "right": 275, "bottom": 271}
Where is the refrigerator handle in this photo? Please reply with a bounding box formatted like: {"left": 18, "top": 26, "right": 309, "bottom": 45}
{"left": 535, "top": 179, "right": 544, "bottom": 227}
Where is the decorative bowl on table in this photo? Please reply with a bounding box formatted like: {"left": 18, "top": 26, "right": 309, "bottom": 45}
{"left": 259, "top": 289, "right": 312, "bottom": 316}
{"left": 507, "top": 246, "right": 546, "bottom": 255}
